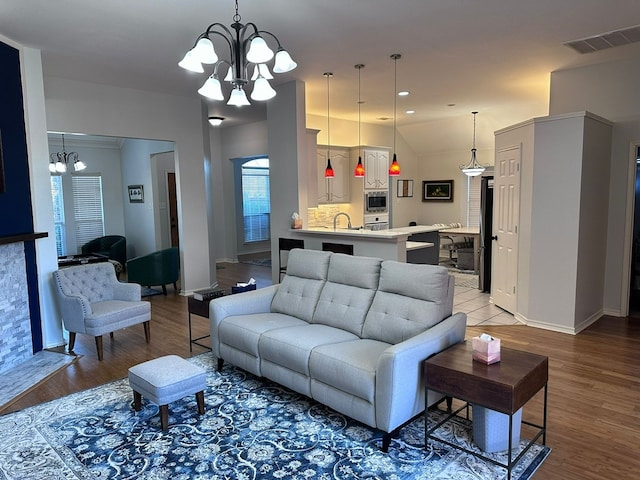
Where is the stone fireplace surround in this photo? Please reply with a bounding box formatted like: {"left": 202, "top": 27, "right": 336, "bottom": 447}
{"left": 0, "top": 232, "right": 47, "bottom": 374}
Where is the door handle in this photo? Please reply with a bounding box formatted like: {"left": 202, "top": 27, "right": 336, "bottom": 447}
{"left": 491, "top": 235, "right": 498, "bottom": 241}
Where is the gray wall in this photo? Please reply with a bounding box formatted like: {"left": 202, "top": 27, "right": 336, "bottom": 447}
{"left": 549, "top": 57, "right": 640, "bottom": 316}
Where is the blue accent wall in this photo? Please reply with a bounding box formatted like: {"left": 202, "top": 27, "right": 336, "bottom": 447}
{"left": 0, "top": 40, "right": 43, "bottom": 352}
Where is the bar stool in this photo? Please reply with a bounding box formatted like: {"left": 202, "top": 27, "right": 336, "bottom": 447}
{"left": 279, "top": 238, "right": 304, "bottom": 280}
{"left": 322, "top": 242, "right": 354, "bottom": 255}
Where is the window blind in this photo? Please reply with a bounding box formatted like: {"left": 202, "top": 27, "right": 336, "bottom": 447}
{"left": 50, "top": 175, "right": 65, "bottom": 256}
{"left": 72, "top": 175, "right": 105, "bottom": 249}
{"left": 467, "top": 175, "right": 481, "bottom": 227}
{"left": 242, "top": 159, "right": 270, "bottom": 243}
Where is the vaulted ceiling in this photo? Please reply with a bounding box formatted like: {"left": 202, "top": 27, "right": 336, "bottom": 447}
{"left": 2, "top": 0, "right": 640, "bottom": 154}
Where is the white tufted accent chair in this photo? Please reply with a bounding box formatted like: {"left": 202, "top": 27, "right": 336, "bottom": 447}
{"left": 53, "top": 262, "right": 151, "bottom": 360}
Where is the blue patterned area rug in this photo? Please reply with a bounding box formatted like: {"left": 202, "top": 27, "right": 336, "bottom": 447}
{"left": 0, "top": 353, "right": 549, "bottom": 479}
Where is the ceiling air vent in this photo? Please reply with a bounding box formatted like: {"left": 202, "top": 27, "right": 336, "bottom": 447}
{"left": 564, "top": 24, "right": 640, "bottom": 54}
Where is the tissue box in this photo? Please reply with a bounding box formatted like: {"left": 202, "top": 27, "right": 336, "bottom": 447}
{"left": 472, "top": 335, "right": 501, "bottom": 364}
{"left": 231, "top": 284, "right": 257, "bottom": 294}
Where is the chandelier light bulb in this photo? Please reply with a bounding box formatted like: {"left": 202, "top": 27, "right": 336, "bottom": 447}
{"left": 227, "top": 86, "right": 250, "bottom": 106}
{"left": 49, "top": 162, "right": 56, "bottom": 173}
{"left": 55, "top": 161, "right": 67, "bottom": 173}
{"left": 246, "top": 36, "right": 274, "bottom": 63}
{"left": 198, "top": 75, "right": 224, "bottom": 100}
{"left": 178, "top": 51, "right": 204, "bottom": 73}
{"left": 273, "top": 49, "right": 297, "bottom": 73}
{"left": 251, "top": 64, "right": 273, "bottom": 80}
{"left": 192, "top": 37, "right": 218, "bottom": 64}
{"left": 251, "top": 76, "right": 276, "bottom": 101}
{"left": 74, "top": 160, "right": 87, "bottom": 172}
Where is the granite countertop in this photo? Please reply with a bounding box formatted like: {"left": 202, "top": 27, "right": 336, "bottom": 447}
{"left": 292, "top": 224, "right": 442, "bottom": 240}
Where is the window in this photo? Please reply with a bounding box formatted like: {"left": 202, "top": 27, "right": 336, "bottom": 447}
{"left": 50, "top": 175, "right": 65, "bottom": 256}
{"left": 72, "top": 175, "right": 105, "bottom": 248}
{"left": 241, "top": 158, "right": 270, "bottom": 243}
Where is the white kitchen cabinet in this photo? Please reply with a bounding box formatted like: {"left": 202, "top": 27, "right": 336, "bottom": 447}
{"left": 317, "top": 146, "right": 350, "bottom": 203}
{"left": 360, "top": 147, "right": 390, "bottom": 190}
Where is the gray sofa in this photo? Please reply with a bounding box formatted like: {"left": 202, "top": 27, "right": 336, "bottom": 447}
{"left": 209, "top": 248, "right": 466, "bottom": 450}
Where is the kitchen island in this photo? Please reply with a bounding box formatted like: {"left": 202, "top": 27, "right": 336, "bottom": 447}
{"left": 289, "top": 225, "right": 441, "bottom": 263}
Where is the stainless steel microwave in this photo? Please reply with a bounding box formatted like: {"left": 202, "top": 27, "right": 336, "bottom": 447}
{"left": 365, "top": 190, "right": 388, "bottom": 213}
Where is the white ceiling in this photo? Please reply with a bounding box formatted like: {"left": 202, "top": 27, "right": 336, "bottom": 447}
{"left": 3, "top": 0, "right": 640, "bottom": 155}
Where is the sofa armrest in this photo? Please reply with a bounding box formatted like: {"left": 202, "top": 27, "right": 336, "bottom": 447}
{"left": 209, "top": 284, "right": 279, "bottom": 357}
{"left": 113, "top": 281, "right": 142, "bottom": 301}
{"left": 56, "top": 292, "right": 92, "bottom": 334}
{"left": 374, "top": 312, "right": 467, "bottom": 432}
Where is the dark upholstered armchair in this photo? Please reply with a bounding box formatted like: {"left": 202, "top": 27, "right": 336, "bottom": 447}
{"left": 81, "top": 235, "right": 127, "bottom": 267}
{"left": 126, "top": 247, "right": 180, "bottom": 295}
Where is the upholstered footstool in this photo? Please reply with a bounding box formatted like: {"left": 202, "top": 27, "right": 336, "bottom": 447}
{"left": 128, "top": 355, "right": 207, "bottom": 430}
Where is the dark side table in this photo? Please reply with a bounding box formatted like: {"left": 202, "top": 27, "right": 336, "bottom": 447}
{"left": 425, "top": 341, "right": 548, "bottom": 480}
{"left": 187, "top": 296, "right": 215, "bottom": 352}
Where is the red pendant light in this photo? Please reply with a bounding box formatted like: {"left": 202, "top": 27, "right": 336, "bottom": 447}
{"left": 354, "top": 64, "right": 365, "bottom": 177}
{"left": 324, "top": 72, "right": 334, "bottom": 178}
{"left": 389, "top": 54, "right": 401, "bottom": 176}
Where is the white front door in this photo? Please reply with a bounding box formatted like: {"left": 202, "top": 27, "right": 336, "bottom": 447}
{"left": 491, "top": 146, "right": 521, "bottom": 313}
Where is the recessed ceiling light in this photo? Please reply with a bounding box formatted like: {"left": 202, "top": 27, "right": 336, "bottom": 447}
{"left": 406, "top": 110, "right": 415, "bottom": 114}
{"left": 398, "top": 91, "right": 410, "bottom": 97}
{"left": 377, "top": 116, "right": 392, "bottom": 121}
{"left": 447, "top": 103, "right": 456, "bottom": 107}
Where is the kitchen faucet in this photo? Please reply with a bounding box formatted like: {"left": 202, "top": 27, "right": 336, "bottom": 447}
{"left": 333, "top": 212, "right": 352, "bottom": 230}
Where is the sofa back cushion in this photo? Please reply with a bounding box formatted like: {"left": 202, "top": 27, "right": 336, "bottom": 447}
{"left": 312, "top": 253, "right": 382, "bottom": 336}
{"left": 362, "top": 261, "right": 454, "bottom": 344}
{"left": 271, "top": 249, "right": 331, "bottom": 322}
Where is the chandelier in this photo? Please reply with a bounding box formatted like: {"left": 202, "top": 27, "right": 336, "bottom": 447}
{"left": 460, "top": 111, "right": 489, "bottom": 177}
{"left": 179, "top": 0, "right": 297, "bottom": 106}
{"left": 49, "top": 134, "right": 86, "bottom": 173}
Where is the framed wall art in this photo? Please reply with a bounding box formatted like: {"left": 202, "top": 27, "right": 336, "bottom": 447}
{"left": 422, "top": 180, "right": 453, "bottom": 202}
{"left": 128, "top": 185, "right": 144, "bottom": 203}
{"left": 397, "top": 179, "right": 413, "bottom": 198}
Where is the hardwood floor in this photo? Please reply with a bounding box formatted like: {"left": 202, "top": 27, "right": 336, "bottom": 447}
{"left": 2, "top": 260, "right": 639, "bottom": 479}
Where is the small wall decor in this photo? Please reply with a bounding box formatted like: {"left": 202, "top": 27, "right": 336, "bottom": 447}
{"left": 128, "top": 185, "right": 144, "bottom": 203}
{"left": 0, "top": 129, "right": 5, "bottom": 193}
{"left": 397, "top": 179, "right": 413, "bottom": 197}
{"left": 422, "top": 180, "right": 453, "bottom": 202}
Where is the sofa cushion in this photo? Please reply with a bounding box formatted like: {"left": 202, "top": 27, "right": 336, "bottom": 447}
{"left": 259, "top": 324, "right": 358, "bottom": 376}
{"left": 271, "top": 249, "right": 331, "bottom": 322}
{"left": 362, "top": 261, "right": 453, "bottom": 344}
{"left": 309, "top": 339, "right": 390, "bottom": 403}
{"left": 218, "top": 313, "right": 307, "bottom": 357}
{"left": 311, "top": 254, "right": 381, "bottom": 336}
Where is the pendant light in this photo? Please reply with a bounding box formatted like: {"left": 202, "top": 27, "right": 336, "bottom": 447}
{"left": 324, "top": 72, "right": 335, "bottom": 178}
{"left": 389, "top": 54, "right": 401, "bottom": 176}
{"left": 354, "top": 64, "right": 365, "bottom": 177}
{"left": 460, "top": 111, "right": 488, "bottom": 177}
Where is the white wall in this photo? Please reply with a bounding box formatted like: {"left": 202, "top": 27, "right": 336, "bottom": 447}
{"left": 43, "top": 76, "right": 211, "bottom": 294}
{"left": 213, "top": 121, "right": 269, "bottom": 262}
{"left": 120, "top": 138, "right": 174, "bottom": 258}
{"left": 549, "top": 57, "right": 640, "bottom": 316}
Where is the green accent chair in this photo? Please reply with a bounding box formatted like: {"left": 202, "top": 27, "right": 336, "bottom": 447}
{"left": 126, "top": 247, "right": 180, "bottom": 295}
{"left": 81, "top": 235, "right": 127, "bottom": 267}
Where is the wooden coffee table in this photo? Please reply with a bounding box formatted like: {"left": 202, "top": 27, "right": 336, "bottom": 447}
{"left": 424, "top": 341, "right": 548, "bottom": 480}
